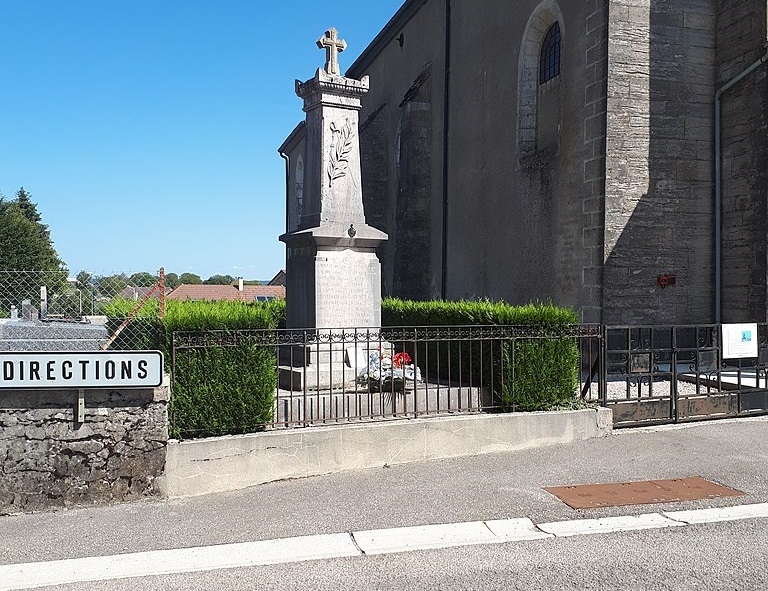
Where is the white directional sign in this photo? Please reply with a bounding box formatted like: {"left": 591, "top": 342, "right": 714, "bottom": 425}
{"left": 0, "top": 351, "right": 163, "bottom": 389}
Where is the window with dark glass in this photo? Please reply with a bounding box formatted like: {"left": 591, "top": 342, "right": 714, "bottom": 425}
{"left": 539, "top": 22, "right": 561, "bottom": 84}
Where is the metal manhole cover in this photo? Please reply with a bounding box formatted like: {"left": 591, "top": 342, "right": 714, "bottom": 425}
{"left": 544, "top": 477, "right": 745, "bottom": 509}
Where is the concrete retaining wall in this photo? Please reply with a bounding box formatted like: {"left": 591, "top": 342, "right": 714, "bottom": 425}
{"left": 0, "top": 380, "right": 169, "bottom": 515}
{"left": 162, "top": 408, "right": 613, "bottom": 498}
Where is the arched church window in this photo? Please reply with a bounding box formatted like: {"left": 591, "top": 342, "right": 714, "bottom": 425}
{"left": 539, "top": 22, "right": 561, "bottom": 84}
{"left": 517, "top": 1, "right": 564, "bottom": 156}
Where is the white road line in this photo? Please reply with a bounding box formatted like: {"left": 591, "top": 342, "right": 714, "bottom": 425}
{"left": 665, "top": 502, "right": 768, "bottom": 524}
{"left": 2, "top": 504, "right": 768, "bottom": 590}
{"left": 537, "top": 513, "right": 684, "bottom": 537}
{"left": 484, "top": 518, "right": 554, "bottom": 542}
{"left": 0, "top": 533, "right": 359, "bottom": 591}
{"left": 353, "top": 521, "right": 500, "bottom": 555}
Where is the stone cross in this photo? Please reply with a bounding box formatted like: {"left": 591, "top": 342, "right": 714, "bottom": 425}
{"left": 317, "top": 28, "right": 347, "bottom": 76}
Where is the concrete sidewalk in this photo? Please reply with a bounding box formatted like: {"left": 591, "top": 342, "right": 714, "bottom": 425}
{"left": 1, "top": 417, "right": 767, "bottom": 568}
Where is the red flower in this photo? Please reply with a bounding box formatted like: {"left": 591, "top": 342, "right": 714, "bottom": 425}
{"left": 392, "top": 352, "right": 412, "bottom": 368}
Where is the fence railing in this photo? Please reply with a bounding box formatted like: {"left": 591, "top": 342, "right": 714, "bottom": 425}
{"left": 0, "top": 269, "right": 164, "bottom": 351}
{"left": 169, "top": 324, "right": 602, "bottom": 438}
{"left": 601, "top": 324, "right": 768, "bottom": 427}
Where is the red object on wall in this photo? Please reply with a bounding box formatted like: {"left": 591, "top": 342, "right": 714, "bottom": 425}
{"left": 657, "top": 274, "right": 677, "bottom": 288}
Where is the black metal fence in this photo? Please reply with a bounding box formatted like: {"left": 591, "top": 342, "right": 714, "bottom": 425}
{"left": 601, "top": 324, "right": 768, "bottom": 427}
{"left": 170, "top": 324, "right": 603, "bottom": 437}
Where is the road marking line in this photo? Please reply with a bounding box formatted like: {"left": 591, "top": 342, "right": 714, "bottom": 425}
{"left": 353, "top": 521, "right": 500, "bottom": 555}
{"left": 2, "top": 504, "right": 768, "bottom": 590}
{"left": 0, "top": 533, "right": 358, "bottom": 591}
{"left": 537, "top": 513, "right": 684, "bottom": 537}
{"left": 484, "top": 518, "right": 554, "bottom": 542}
{"left": 665, "top": 502, "right": 768, "bottom": 524}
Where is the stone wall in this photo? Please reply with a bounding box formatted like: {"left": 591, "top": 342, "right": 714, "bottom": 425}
{"left": 604, "top": 0, "right": 717, "bottom": 324}
{"left": 581, "top": 0, "right": 609, "bottom": 323}
{"left": 0, "top": 381, "right": 168, "bottom": 515}
{"left": 351, "top": 0, "right": 447, "bottom": 301}
{"left": 717, "top": 0, "right": 768, "bottom": 322}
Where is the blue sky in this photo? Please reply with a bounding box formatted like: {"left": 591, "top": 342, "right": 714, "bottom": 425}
{"left": 0, "top": 1, "right": 404, "bottom": 281}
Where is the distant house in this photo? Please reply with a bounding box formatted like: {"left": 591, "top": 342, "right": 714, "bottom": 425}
{"left": 267, "top": 270, "right": 286, "bottom": 287}
{"left": 118, "top": 286, "right": 157, "bottom": 301}
{"left": 166, "top": 279, "right": 285, "bottom": 302}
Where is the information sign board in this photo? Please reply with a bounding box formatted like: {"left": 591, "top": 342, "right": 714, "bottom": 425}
{"left": 722, "top": 323, "right": 759, "bottom": 359}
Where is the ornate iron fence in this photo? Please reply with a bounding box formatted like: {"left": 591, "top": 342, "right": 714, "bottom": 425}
{"left": 601, "top": 324, "right": 768, "bottom": 427}
{"left": 170, "top": 324, "right": 603, "bottom": 438}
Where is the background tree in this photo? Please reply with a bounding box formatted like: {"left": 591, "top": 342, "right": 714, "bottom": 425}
{"left": 95, "top": 273, "right": 128, "bottom": 296}
{"left": 204, "top": 274, "right": 235, "bottom": 285}
{"left": 165, "top": 272, "right": 180, "bottom": 289}
{"left": 74, "top": 270, "right": 96, "bottom": 315}
{"left": 129, "top": 271, "right": 158, "bottom": 287}
{"left": 75, "top": 270, "right": 92, "bottom": 291}
{"left": 0, "top": 189, "right": 67, "bottom": 314}
{"left": 0, "top": 190, "right": 65, "bottom": 272}
{"left": 15, "top": 187, "right": 43, "bottom": 226}
{"left": 178, "top": 273, "right": 203, "bottom": 285}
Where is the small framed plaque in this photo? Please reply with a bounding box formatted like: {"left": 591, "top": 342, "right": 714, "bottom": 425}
{"left": 722, "top": 323, "right": 758, "bottom": 359}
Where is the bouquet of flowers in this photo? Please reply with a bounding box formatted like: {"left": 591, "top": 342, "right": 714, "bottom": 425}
{"left": 358, "top": 347, "right": 422, "bottom": 391}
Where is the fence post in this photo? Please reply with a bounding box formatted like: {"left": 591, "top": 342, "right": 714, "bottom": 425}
{"left": 158, "top": 268, "right": 166, "bottom": 319}
{"left": 599, "top": 325, "right": 608, "bottom": 406}
{"left": 40, "top": 285, "right": 48, "bottom": 319}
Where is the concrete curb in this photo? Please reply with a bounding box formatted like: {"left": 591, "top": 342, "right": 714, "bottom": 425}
{"left": 161, "top": 408, "right": 613, "bottom": 498}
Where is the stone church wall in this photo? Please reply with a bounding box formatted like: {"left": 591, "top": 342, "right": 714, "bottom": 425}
{"left": 350, "top": 0, "right": 447, "bottom": 300}
{"left": 717, "top": 0, "right": 768, "bottom": 322}
{"left": 441, "top": 1, "right": 607, "bottom": 319}
{"left": 603, "top": 0, "right": 717, "bottom": 325}
{"left": 581, "top": 0, "right": 610, "bottom": 323}
{"left": 349, "top": 0, "right": 766, "bottom": 325}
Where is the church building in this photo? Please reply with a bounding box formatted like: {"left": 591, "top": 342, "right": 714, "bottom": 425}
{"left": 281, "top": 0, "right": 768, "bottom": 325}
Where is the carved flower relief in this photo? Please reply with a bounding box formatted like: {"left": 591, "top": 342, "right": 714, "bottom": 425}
{"left": 327, "top": 119, "right": 355, "bottom": 187}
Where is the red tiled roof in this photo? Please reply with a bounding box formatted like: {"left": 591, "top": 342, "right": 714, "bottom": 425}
{"left": 166, "top": 284, "right": 285, "bottom": 302}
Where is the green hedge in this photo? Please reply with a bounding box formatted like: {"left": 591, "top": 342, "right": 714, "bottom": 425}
{"left": 105, "top": 299, "right": 281, "bottom": 439}
{"left": 105, "top": 297, "right": 579, "bottom": 436}
{"left": 382, "top": 299, "right": 580, "bottom": 411}
{"left": 165, "top": 301, "right": 278, "bottom": 439}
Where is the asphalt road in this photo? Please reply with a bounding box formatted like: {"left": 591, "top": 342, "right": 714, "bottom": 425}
{"left": 2, "top": 417, "right": 768, "bottom": 590}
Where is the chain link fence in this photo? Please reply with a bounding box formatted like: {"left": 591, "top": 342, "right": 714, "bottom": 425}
{"left": 0, "top": 270, "right": 164, "bottom": 351}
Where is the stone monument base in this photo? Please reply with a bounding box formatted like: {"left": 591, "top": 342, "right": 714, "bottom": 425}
{"left": 278, "top": 340, "right": 393, "bottom": 391}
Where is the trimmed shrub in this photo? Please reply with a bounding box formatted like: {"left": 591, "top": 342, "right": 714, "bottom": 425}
{"left": 162, "top": 300, "right": 279, "bottom": 439}
{"left": 105, "top": 299, "right": 283, "bottom": 439}
{"left": 382, "top": 299, "right": 580, "bottom": 411}
{"left": 170, "top": 343, "right": 276, "bottom": 439}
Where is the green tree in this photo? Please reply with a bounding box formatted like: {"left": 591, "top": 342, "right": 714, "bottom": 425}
{"left": 15, "top": 187, "right": 43, "bottom": 226}
{"left": 204, "top": 274, "right": 235, "bottom": 285}
{"left": 75, "top": 270, "right": 92, "bottom": 291}
{"left": 0, "top": 192, "right": 65, "bottom": 272}
{"left": 129, "top": 272, "right": 158, "bottom": 287}
{"left": 95, "top": 273, "right": 129, "bottom": 296}
{"left": 75, "top": 270, "right": 96, "bottom": 315}
{"left": 0, "top": 189, "right": 67, "bottom": 314}
{"left": 179, "top": 273, "right": 203, "bottom": 285}
{"left": 165, "top": 272, "right": 180, "bottom": 289}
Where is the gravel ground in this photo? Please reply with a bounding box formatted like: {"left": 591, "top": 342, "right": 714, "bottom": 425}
{"left": 582, "top": 377, "right": 723, "bottom": 402}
